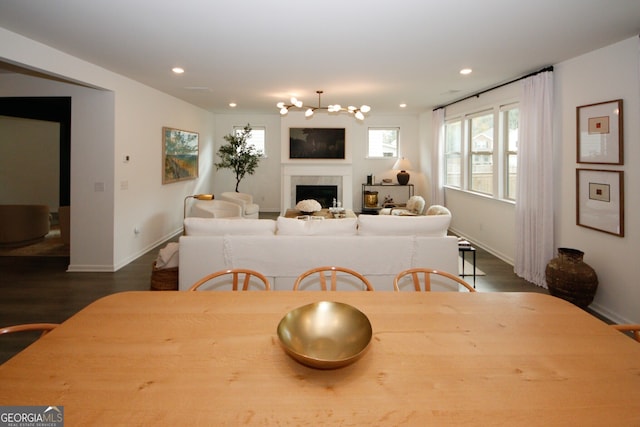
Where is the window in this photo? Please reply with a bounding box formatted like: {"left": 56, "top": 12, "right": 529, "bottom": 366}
{"left": 234, "top": 126, "right": 266, "bottom": 156}
{"left": 469, "top": 112, "right": 494, "bottom": 195}
{"left": 367, "top": 128, "right": 399, "bottom": 158}
{"left": 444, "top": 121, "right": 462, "bottom": 187}
{"left": 504, "top": 107, "right": 519, "bottom": 200}
{"left": 443, "top": 102, "right": 519, "bottom": 201}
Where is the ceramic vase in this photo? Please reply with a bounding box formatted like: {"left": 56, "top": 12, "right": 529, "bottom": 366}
{"left": 545, "top": 248, "right": 598, "bottom": 308}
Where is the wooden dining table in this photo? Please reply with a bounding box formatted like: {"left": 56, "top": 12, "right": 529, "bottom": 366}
{"left": 1, "top": 291, "right": 639, "bottom": 425}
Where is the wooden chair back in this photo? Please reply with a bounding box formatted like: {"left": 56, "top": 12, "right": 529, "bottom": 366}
{"left": 0, "top": 323, "right": 59, "bottom": 337}
{"left": 393, "top": 268, "right": 476, "bottom": 292}
{"left": 188, "top": 269, "right": 271, "bottom": 291}
{"left": 613, "top": 324, "right": 640, "bottom": 342}
{"left": 293, "top": 266, "right": 374, "bottom": 291}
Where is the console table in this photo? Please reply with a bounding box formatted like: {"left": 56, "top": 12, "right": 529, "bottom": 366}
{"left": 361, "top": 183, "right": 414, "bottom": 214}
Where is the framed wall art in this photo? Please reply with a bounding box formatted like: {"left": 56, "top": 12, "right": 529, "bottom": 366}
{"left": 576, "top": 168, "right": 624, "bottom": 237}
{"left": 577, "top": 99, "right": 623, "bottom": 164}
{"left": 162, "top": 127, "right": 199, "bottom": 184}
{"left": 289, "top": 128, "right": 345, "bottom": 159}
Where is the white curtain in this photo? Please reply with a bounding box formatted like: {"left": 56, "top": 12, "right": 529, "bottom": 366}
{"left": 514, "top": 71, "right": 554, "bottom": 287}
{"left": 430, "top": 108, "right": 445, "bottom": 206}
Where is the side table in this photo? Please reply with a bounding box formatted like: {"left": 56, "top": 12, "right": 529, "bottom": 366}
{"left": 458, "top": 244, "right": 477, "bottom": 288}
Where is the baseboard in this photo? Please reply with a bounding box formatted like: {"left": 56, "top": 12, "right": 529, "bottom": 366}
{"left": 448, "top": 227, "right": 514, "bottom": 266}
{"left": 67, "top": 228, "right": 182, "bottom": 273}
{"left": 588, "top": 301, "right": 629, "bottom": 325}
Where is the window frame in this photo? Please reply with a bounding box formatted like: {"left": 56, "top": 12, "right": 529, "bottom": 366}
{"left": 366, "top": 127, "right": 400, "bottom": 159}
{"left": 234, "top": 125, "right": 267, "bottom": 158}
{"left": 501, "top": 104, "right": 519, "bottom": 201}
{"left": 444, "top": 119, "right": 463, "bottom": 189}
{"left": 443, "top": 100, "right": 519, "bottom": 203}
{"left": 467, "top": 110, "right": 495, "bottom": 196}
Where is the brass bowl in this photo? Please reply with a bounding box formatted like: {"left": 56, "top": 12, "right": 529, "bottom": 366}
{"left": 277, "top": 301, "right": 372, "bottom": 369}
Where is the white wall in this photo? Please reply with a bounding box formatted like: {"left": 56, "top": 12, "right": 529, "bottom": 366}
{"left": 279, "top": 111, "right": 422, "bottom": 211}
{"left": 0, "top": 27, "right": 215, "bottom": 271}
{"left": 211, "top": 111, "right": 422, "bottom": 213}
{"left": 554, "top": 36, "right": 639, "bottom": 323}
{"left": 0, "top": 116, "right": 59, "bottom": 209}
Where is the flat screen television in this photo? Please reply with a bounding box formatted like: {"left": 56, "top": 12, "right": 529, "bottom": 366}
{"left": 289, "top": 128, "right": 345, "bottom": 159}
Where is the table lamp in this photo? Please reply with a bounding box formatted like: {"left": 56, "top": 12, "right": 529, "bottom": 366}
{"left": 393, "top": 157, "right": 412, "bottom": 185}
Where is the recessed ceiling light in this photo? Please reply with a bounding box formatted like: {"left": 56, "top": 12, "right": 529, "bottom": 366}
{"left": 460, "top": 68, "right": 472, "bottom": 75}
{"left": 399, "top": 103, "right": 407, "bottom": 108}
{"left": 229, "top": 103, "right": 237, "bottom": 108}
{"left": 172, "top": 67, "right": 185, "bottom": 74}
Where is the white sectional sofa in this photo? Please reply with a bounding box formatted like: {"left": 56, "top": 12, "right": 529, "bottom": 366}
{"left": 178, "top": 213, "right": 459, "bottom": 291}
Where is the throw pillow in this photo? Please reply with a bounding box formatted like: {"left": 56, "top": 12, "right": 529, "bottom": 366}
{"left": 276, "top": 216, "right": 358, "bottom": 236}
{"left": 357, "top": 214, "right": 450, "bottom": 236}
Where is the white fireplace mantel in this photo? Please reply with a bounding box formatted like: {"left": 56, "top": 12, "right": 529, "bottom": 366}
{"left": 282, "top": 164, "right": 353, "bottom": 212}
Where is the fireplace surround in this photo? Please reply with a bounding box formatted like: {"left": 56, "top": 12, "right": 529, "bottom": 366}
{"left": 282, "top": 164, "right": 353, "bottom": 211}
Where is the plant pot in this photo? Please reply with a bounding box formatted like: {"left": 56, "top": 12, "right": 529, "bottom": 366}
{"left": 545, "top": 248, "right": 598, "bottom": 308}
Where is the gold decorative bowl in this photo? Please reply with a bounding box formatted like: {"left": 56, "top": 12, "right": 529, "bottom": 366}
{"left": 277, "top": 301, "right": 373, "bottom": 369}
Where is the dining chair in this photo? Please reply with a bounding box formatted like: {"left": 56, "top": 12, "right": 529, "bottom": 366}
{"left": 293, "top": 266, "right": 374, "bottom": 291}
{"left": 612, "top": 324, "right": 640, "bottom": 342}
{"left": 0, "top": 323, "right": 59, "bottom": 337}
{"left": 188, "top": 269, "right": 271, "bottom": 291}
{"left": 393, "top": 268, "right": 476, "bottom": 292}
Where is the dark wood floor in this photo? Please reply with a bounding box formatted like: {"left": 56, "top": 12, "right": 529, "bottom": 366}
{"left": 0, "top": 226, "right": 553, "bottom": 364}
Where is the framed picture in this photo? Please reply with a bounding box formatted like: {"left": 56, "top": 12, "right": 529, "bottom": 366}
{"left": 162, "top": 127, "right": 199, "bottom": 184}
{"left": 577, "top": 99, "right": 623, "bottom": 164}
{"left": 576, "top": 168, "right": 624, "bottom": 237}
{"left": 289, "top": 128, "right": 345, "bottom": 159}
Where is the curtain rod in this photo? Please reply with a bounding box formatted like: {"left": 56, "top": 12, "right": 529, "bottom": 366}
{"left": 433, "top": 65, "right": 554, "bottom": 111}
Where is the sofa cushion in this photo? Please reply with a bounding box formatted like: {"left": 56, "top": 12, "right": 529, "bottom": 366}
{"left": 426, "top": 204, "right": 451, "bottom": 216}
{"left": 276, "top": 216, "right": 358, "bottom": 236}
{"left": 184, "top": 217, "right": 276, "bottom": 235}
{"left": 357, "top": 214, "right": 450, "bottom": 237}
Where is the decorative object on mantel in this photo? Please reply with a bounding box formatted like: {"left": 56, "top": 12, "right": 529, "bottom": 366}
{"left": 214, "top": 124, "right": 262, "bottom": 192}
{"left": 393, "top": 157, "right": 413, "bottom": 185}
{"left": 277, "top": 90, "right": 371, "bottom": 121}
{"left": 545, "top": 247, "right": 598, "bottom": 308}
{"left": 295, "top": 199, "right": 322, "bottom": 215}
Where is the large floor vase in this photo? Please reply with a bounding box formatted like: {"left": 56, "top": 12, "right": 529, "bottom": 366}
{"left": 545, "top": 248, "right": 598, "bottom": 308}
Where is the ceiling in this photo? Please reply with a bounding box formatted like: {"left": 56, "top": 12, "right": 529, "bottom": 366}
{"left": 1, "top": 1, "right": 639, "bottom": 115}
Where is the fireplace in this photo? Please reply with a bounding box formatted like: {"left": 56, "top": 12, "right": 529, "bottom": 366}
{"left": 282, "top": 164, "right": 353, "bottom": 211}
{"left": 296, "top": 185, "right": 338, "bottom": 208}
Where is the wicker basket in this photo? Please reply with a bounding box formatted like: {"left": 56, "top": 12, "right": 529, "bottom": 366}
{"left": 150, "top": 262, "right": 179, "bottom": 291}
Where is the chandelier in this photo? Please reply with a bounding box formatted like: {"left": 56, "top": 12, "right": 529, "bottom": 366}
{"left": 277, "top": 90, "right": 371, "bottom": 120}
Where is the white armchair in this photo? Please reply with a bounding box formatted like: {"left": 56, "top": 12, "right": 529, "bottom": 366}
{"left": 379, "top": 195, "right": 426, "bottom": 216}
{"left": 188, "top": 200, "right": 242, "bottom": 218}
{"left": 219, "top": 192, "right": 260, "bottom": 219}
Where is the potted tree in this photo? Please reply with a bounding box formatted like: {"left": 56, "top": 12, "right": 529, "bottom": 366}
{"left": 214, "top": 124, "right": 262, "bottom": 192}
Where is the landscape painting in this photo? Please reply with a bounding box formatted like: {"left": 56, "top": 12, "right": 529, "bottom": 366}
{"left": 289, "top": 128, "right": 345, "bottom": 159}
{"left": 162, "top": 127, "right": 199, "bottom": 184}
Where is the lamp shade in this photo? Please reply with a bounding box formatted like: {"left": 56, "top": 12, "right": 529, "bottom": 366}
{"left": 393, "top": 158, "right": 412, "bottom": 171}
